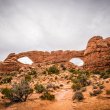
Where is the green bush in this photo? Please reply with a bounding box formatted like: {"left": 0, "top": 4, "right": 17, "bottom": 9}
{"left": 72, "top": 91, "right": 84, "bottom": 101}
{"left": 47, "top": 65, "right": 59, "bottom": 75}
{"left": 71, "top": 73, "right": 89, "bottom": 88}
{"left": 106, "top": 90, "right": 110, "bottom": 95}
{"left": 71, "top": 83, "right": 82, "bottom": 91}
{"left": 92, "top": 70, "right": 110, "bottom": 79}
{"left": 40, "top": 91, "right": 55, "bottom": 100}
{"left": 28, "top": 68, "right": 37, "bottom": 75}
{"left": 34, "top": 84, "right": 46, "bottom": 93}
{"left": 0, "top": 76, "right": 12, "bottom": 84}
{"left": 24, "top": 75, "right": 32, "bottom": 82}
{"left": 92, "top": 71, "right": 101, "bottom": 75}
{"left": 69, "top": 69, "right": 76, "bottom": 74}
{"left": 89, "top": 89, "right": 102, "bottom": 96}
{"left": 71, "top": 71, "right": 90, "bottom": 92}
{"left": 77, "top": 74, "right": 88, "bottom": 87}
{"left": 100, "top": 71, "right": 110, "bottom": 79}
{"left": 1, "top": 88, "right": 13, "bottom": 99}
{"left": 1, "top": 80, "right": 33, "bottom": 102}
{"left": 71, "top": 77, "right": 79, "bottom": 83}
{"left": 98, "top": 84, "right": 105, "bottom": 90}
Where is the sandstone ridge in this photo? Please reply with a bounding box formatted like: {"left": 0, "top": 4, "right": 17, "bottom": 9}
{"left": 0, "top": 36, "right": 110, "bottom": 72}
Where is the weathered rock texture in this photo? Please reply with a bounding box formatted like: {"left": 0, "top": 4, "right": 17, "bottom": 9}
{"left": 0, "top": 36, "right": 110, "bottom": 73}
{"left": 84, "top": 36, "right": 110, "bottom": 71}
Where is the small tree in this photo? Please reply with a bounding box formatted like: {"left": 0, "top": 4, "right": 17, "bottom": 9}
{"left": 1, "top": 79, "right": 33, "bottom": 102}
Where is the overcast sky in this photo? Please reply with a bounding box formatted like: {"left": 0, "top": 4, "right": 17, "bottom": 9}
{"left": 0, "top": 0, "right": 110, "bottom": 61}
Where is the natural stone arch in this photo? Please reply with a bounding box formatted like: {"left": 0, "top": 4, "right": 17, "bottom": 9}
{"left": 69, "top": 58, "right": 84, "bottom": 66}
{"left": 17, "top": 56, "right": 33, "bottom": 65}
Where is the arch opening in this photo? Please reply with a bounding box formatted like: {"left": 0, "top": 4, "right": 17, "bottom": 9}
{"left": 69, "top": 58, "right": 84, "bottom": 66}
{"left": 18, "top": 57, "right": 33, "bottom": 65}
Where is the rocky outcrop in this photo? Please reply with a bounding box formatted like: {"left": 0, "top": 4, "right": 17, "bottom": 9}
{"left": 0, "top": 50, "right": 84, "bottom": 73}
{"left": 16, "top": 50, "right": 84, "bottom": 63}
{"left": 0, "top": 36, "right": 110, "bottom": 73}
{"left": 0, "top": 57, "right": 20, "bottom": 73}
{"left": 84, "top": 36, "right": 110, "bottom": 71}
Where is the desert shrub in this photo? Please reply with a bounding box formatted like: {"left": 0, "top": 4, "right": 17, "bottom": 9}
{"left": 93, "top": 85, "right": 98, "bottom": 89}
{"left": 71, "top": 83, "right": 82, "bottom": 91}
{"left": 46, "top": 83, "right": 59, "bottom": 90}
{"left": 60, "top": 64, "right": 66, "bottom": 70}
{"left": 9, "top": 71, "right": 18, "bottom": 76}
{"left": 34, "top": 84, "right": 46, "bottom": 93}
{"left": 106, "top": 80, "right": 109, "bottom": 83}
{"left": 98, "top": 84, "right": 105, "bottom": 89}
{"left": 81, "top": 87, "right": 87, "bottom": 92}
{"left": 40, "top": 91, "right": 55, "bottom": 100}
{"left": 0, "top": 71, "right": 17, "bottom": 77}
{"left": 0, "top": 76, "right": 12, "bottom": 84}
{"left": 71, "top": 73, "right": 89, "bottom": 88}
{"left": 47, "top": 65, "right": 59, "bottom": 75}
{"left": 99, "top": 71, "right": 110, "bottom": 79}
{"left": 72, "top": 91, "right": 84, "bottom": 101}
{"left": 1, "top": 80, "right": 33, "bottom": 102}
{"left": 106, "top": 69, "right": 110, "bottom": 73}
{"left": 71, "top": 70, "right": 91, "bottom": 95}
{"left": 71, "top": 70, "right": 90, "bottom": 76}
{"left": 46, "top": 83, "right": 54, "bottom": 89}
{"left": 92, "top": 71, "right": 101, "bottom": 75}
{"left": 69, "top": 74, "right": 74, "bottom": 80}
{"left": 71, "top": 77, "right": 79, "bottom": 83}
{"left": 106, "top": 90, "right": 110, "bottom": 95}
{"left": 1, "top": 88, "right": 13, "bottom": 99}
{"left": 64, "top": 75, "right": 69, "bottom": 79}
{"left": 42, "top": 71, "right": 47, "bottom": 75}
{"left": 89, "top": 89, "right": 102, "bottom": 96}
{"left": 77, "top": 74, "right": 88, "bottom": 87}
{"left": 69, "top": 69, "right": 76, "bottom": 74}
{"left": 29, "top": 68, "right": 37, "bottom": 75}
{"left": 92, "top": 70, "right": 110, "bottom": 79}
{"left": 24, "top": 75, "right": 32, "bottom": 82}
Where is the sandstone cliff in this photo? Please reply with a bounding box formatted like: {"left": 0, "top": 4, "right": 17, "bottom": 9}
{"left": 0, "top": 36, "right": 110, "bottom": 73}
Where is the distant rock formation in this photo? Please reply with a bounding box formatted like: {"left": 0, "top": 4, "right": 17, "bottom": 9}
{"left": 84, "top": 36, "right": 110, "bottom": 71}
{"left": 0, "top": 36, "right": 110, "bottom": 73}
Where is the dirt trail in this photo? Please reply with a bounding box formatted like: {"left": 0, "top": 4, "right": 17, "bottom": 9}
{"left": 46, "top": 89, "right": 73, "bottom": 110}
{"left": 1, "top": 82, "right": 110, "bottom": 110}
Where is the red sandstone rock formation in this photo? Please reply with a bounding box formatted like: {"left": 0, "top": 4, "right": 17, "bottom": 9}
{"left": 16, "top": 50, "right": 84, "bottom": 63}
{"left": 0, "top": 36, "right": 110, "bottom": 73}
{"left": 84, "top": 36, "right": 110, "bottom": 71}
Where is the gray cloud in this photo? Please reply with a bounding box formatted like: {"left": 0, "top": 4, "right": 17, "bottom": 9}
{"left": 0, "top": 0, "right": 110, "bottom": 60}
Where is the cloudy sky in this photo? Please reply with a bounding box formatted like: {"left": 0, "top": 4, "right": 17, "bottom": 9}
{"left": 0, "top": 0, "right": 110, "bottom": 61}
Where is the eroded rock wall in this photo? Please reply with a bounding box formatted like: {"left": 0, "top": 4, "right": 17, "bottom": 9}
{"left": 0, "top": 36, "right": 110, "bottom": 73}
{"left": 84, "top": 36, "right": 110, "bottom": 71}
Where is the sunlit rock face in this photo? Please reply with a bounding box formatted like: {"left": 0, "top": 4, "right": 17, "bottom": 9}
{"left": 0, "top": 53, "right": 20, "bottom": 73}
{"left": 16, "top": 50, "right": 84, "bottom": 64}
{"left": 70, "top": 58, "right": 84, "bottom": 66}
{"left": 0, "top": 36, "right": 110, "bottom": 73}
{"left": 18, "top": 57, "right": 33, "bottom": 65}
{"left": 84, "top": 36, "right": 110, "bottom": 71}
